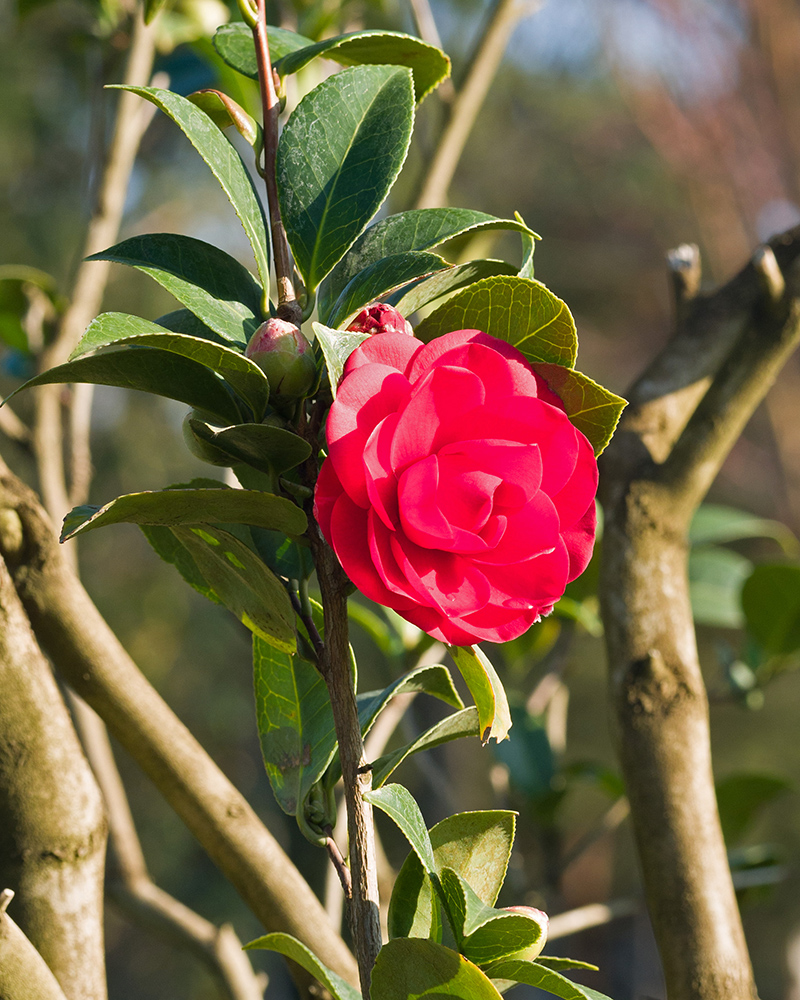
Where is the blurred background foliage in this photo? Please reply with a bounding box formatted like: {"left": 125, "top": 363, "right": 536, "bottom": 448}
{"left": 3, "top": 0, "right": 800, "bottom": 996}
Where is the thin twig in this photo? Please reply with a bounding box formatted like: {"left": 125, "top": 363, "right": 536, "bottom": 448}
{"left": 252, "top": 2, "right": 300, "bottom": 323}
{"left": 414, "top": 0, "right": 543, "bottom": 209}
{"left": 325, "top": 829, "right": 353, "bottom": 899}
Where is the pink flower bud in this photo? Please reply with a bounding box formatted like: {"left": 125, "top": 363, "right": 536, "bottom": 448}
{"left": 245, "top": 318, "right": 316, "bottom": 398}
{"left": 499, "top": 906, "right": 549, "bottom": 962}
{"left": 346, "top": 303, "right": 414, "bottom": 336}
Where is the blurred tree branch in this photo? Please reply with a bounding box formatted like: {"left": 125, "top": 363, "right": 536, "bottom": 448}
{"left": 0, "top": 460, "right": 359, "bottom": 998}
{"left": 0, "top": 892, "right": 70, "bottom": 1000}
{"left": 414, "top": 0, "right": 542, "bottom": 209}
{"left": 599, "top": 225, "right": 800, "bottom": 999}
{"left": 0, "top": 539, "right": 107, "bottom": 1000}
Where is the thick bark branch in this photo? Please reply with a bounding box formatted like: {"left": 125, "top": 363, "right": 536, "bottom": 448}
{"left": 598, "top": 226, "right": 800, "bottom": 999}
{"left": 0, "top": 541, "right": 107, "bottom": 1000}
{"left": 0, "top": 466, "right": 358, "bottom": 997}
{"left": 0, "top": 895, "right": 70, "bottom": 1000}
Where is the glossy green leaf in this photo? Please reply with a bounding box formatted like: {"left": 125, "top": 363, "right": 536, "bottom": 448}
{"left": 276, "top": 30, "right": 450, "bottom": 102}
{"left": 87, "top": 235, "right": 263, "bottom": 345}
{"left": 187, "top": 90, "right": 260, "bottom": 147}
{"left": 141, "top": 524, "right": 222, "bottom": 605}
{"left": 689, "top": 546, "right": 752, "bottom": 629}
{"left": 312, "top": 323, "right": 369, "bottom": 397}
{"left": 365, "top": 783, "right": 436, "bottom": 872}
{"left": 253, "top": 637, "right": 330, "bottom": 816}
{"left": 249, "top": 527, "right": 314, "bottom": 582}
{"left": 324, "top": 664, "right": 464, "bottom": 787}
{"left": 531, "top": 363, "right": 626, "bottom": 456}
{"left": 388, "top": 805, "right": 513, "bottom": 942}
{"left": 61, "top": 486, "right": 306, "bottom": 542}
{"left": 535, "top": 958, "right": 599, "bottom": 973}
{"left": 486, "top": 960, "right": 612, "bottom": 1000}
{"left": 5, "top": 349, "right": 243, "bottom": 424}
{"left": 371, "top": 939, "right": 503, "bottom": 1000}
{"left": 742, "top": 563, "right": 800, "bottom": 654}
{"left": 157, "top": 308, "right": 225, "bottom": 344}
{"left": 517, "top": 212, "right": 536, "bottom": 280}
{"left": 213, "top": 23, "right": 313, "bottom": 79}
{"left": 72, "top": 314, "right": 270, "bottom": 418}
{"left": 115, "top": 87, "right": 270, "bottom": 293}
{"left": 318, "top": 209, "right": 538, "bottom": 324}
{"left": 277, "top": 65, "right": 415, "bottom": 291}
{"left": 389, "top": 260, "right": 518, "bottom": 318}
{"left": 372, "top": 708, "right": 480, "bottom": 789}
{"left": 447, "top": 646, "right": 511, "bottom": 744}
{"left": 415, "top": 276, "right": 577, "bottom": 368}
{"left": 716, "top": 772, "right": 791, "bottom": 843}
{"left": 327, "top": 251, "right": 450, "bottom": 329}
{"left": 244, "top": 932, "right": 360, "bottom": 1000}
{"left": 174, "top": 525, "right": 296, "bottom": 652}
{"left": 187, "top": 417, "right": 312, "bottom": 475}
{"left": 690, "top": 504, "right": 799, "bottom": 555}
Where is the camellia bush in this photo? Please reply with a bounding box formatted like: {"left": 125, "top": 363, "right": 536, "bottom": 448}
{"left": 4, "top": 2, "right": 629, "bottom": 998}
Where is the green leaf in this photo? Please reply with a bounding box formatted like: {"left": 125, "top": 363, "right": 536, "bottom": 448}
{"left": 327, "top": 251, "right": 450, "bottom": 329}
{"left": 742, "top": 563, "right": 800, "bottom": 654}
{"left": 371, "top": 939, "right": 504, "bottom": 1000}
{"left": 690, "top": 504, "right": 799, "bottom": 555}
{"left": 365, "top": 783, "right": 436, "bottom": 872}
{"left": 277, "top": 65, "right": 415, "bottom": 291}
{"left": 312, "top": 323, "right": 369, "bottom": 397}
{"left": 186, "top": 417, "right": 312, "bottom": 475}
{"left": 114, "top": 87, "right": 270, "bottom": 294}
{"left": 388, "top": 804, "right": 513, "bottom": 942}
{"left": 373, "top": 708, "right": 480, "bottom": 790}
{"left": 0, "top": 266, "right": 63, "bottom": 353}
{"left": 61, "top": 486, "right": 306, "bottom": 542}
{"left": 157, "top": 308, "right": 225, "bottom": 344}
{"left": 485, "top": 960, "right": 613, "bottom": 1000}
{"left": 173, "top": 525, "right": 296, "bottom": 652}
{"left": 86, "top": 235, "right": 263, "bottom": 345}
{"left": 517, "top": 212, "right": 536, "bottom": 280}
{"left": 318, "top": 209, "right": 538, "bottom": 325}
{"left": 187, "top": 90, "right": 260, "bottom": 148}
{"left": 71, "top": 314, "right": 271, "bottom": 418}
{"left": 531, "top": 363, "right": 626, "bottom": 457}
{"left": 388, "top": 260, "right": 518, "bottom": 318}
{"left": 142, "top": 524, "right": 223, "bottom": 605}
{"left": 253, "top": 637, "right": 331, "bottom": 817}
{"left": 213, "top": 23, "right": 313, "bottom": 79}
{"left": 249, "top": 527, "right": 314, "bottom": 582}
{"left": 535, "top": 958, "right": 600, "bottom": 973}
{"left": 415, "top": 276, "right": 577, "bottom": 368}
{"left": 689, "top": 546, "right": 752, "bottom": 629}
{"left": 275, "top": 30, "right": 450, "bottom": 103}
{"left": 324, "top": 664, "right": 464, "bottom": 787}
{"left": 716, "top": 772, "right": 791, "bottom": 843}
{"left": 447, "top": 646, "right": 511, "bottom": 744}
{"left": 5, "top": 349, "right": 243, "bottom": 424}
{"left": 244, "top": 932, "right": 360, "bottom": 1000}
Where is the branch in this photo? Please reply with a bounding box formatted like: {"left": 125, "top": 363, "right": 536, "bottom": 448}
{"left": 309, "top": 525, "right": 381, "bottom": 999}
{"left": 0, "top": 541, "right": 107, "bottom": 1000}
{"left": 596, "top": 230, "right": 800, "bottom": 999}
{"left": 0, "top": 894, "right": 70, "bottom": 1000}
{"left": 33, "top": 6, "right": 158, "bottom": 525}
{"left": 0, "top": 465, "right": 358, "bottom": 998}
{"left": 414, "top": 0, "right": 542, "bottom": 209}
{"left": 68, "top": 696, "right": 265, "bottom": 1000}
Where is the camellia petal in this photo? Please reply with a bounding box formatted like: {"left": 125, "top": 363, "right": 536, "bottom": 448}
{"left": 315, "top": 329, "right": 599, "bottom": 644}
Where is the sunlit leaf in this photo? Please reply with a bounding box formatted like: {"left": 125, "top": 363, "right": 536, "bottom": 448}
{"left": 371, "top": 939, "right": 504, "bottom": 1000}
{"left": 532, "top": 363, "right": 626, "bottom": 456}
{"left": 245, "top": 932, "right": 360, "bottom": 1000}
{"left": 448, "top": 646, "right": 511, "bottom": 743}
{"left": 312, "top": 322, "right": 369, "bottom": 396}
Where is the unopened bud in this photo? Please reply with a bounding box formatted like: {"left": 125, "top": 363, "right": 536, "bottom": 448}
{"left": 500, "top": 906, "right": 549, "bottom": 962}
{"left": 346, "top": 303, "right": 414, "bottom": 336}
{"left": 245, "top": 318, "right": 316, "bottom": 398}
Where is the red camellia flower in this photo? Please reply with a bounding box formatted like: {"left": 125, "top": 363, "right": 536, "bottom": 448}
{"left": 314, "top": 329, "right": 598, "bottom": 645}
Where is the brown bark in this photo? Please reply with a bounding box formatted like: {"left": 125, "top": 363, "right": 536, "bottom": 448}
{"left": 599, "top": 226, "right": 800, "bottom": 999}
{"left": 0, "top": 528, "right": 107, "bottom": 1000}
{"left": 0, "top": 463, "right": 358, "bottom": 996}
